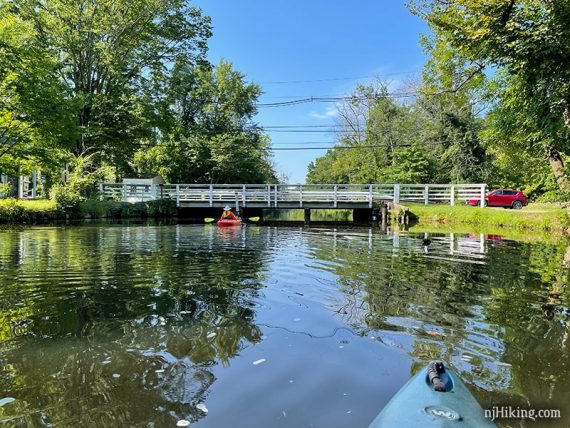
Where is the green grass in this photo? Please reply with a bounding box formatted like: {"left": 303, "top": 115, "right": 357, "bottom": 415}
{"left": 0, "top": 198, "right": 178, "bottom": 223}
{"left": 406, "top": 202, "right": 570, "bottom": 232}
{"left": 0, "top": 198, "right": 61, "bottom": 223}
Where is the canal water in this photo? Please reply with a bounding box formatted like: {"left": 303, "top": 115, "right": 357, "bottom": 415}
{"left": 0, "top": 224, "right": 569, "bottom": 427}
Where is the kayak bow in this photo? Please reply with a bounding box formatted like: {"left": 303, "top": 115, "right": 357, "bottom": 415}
{"left": 217, "top": 218, "right": 242, "bottom": 227}
{"left": 369, "top": 361, "right": 496, "bottom": 427}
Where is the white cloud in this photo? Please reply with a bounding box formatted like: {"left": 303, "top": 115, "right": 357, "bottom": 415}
{"left": 309, "top": 106, "right": 338, "bottom": 120}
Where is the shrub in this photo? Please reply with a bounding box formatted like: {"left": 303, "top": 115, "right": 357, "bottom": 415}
{"left": 0, "top": 198, "right": 25, "bottom": 222}
{"left": 146, "top": 199, "right": 176, "bottom": 217}
{"left": 50, "top": 184, "right": 83, "bottom": 215}
{"left": 79, "top": 199, "right": 110, "bottom": 218}
{"left": 0, "top": 182, "right": 12, "bottom": 199}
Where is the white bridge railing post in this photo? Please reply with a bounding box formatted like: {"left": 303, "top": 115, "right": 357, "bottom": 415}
{"left": 480, "top": 184, "right": 486, "bottom": 208}
{"left": 393, "top": 184, "right": 400, "bottom": 203}
{"left": 209, "top": 184, "right": 213, "bottom": 207}
{"left": 274, "top": 184, "right": 278, "bottom": 207}
{"left": 299, "top": 185, "right": 303, "bottom": 208}
{"left": 368, "top": 184, "right": 373, "bottom": 208}
{"left": 176, "top": 184, "right": 180, "bottom": 207}
{"left": 123, "top": 183, "right": 128, "bottom": 202}
{"left": 450, "top": 185, "right": 455, "bottom": 206}
{"left": 242, "top": 184, "right": 246, "bottom": 208}
{"left": 267, "top": 185, "right": 271, "bottom": 207}
{"left": 424, "top": 185, "right": 429, "bottom": 205}
{"left": 333, "top": 185, "right": 338, "bottom": 208}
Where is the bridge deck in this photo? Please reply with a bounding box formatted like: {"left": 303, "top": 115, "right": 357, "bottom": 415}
{"left": 99, "top": 183, "right": 487, "bottom": 209}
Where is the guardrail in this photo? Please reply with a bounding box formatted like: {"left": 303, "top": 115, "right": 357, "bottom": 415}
{"left": 99, "top": 183, "right": 487, "bottom": 208}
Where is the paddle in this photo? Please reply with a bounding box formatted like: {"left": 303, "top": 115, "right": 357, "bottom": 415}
{"left": 204, "top": 216, "right": 260, "bottom": 223}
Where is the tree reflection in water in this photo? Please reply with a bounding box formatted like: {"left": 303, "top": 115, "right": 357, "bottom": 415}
{"left": 0, "top": 225, "right": 266, "bottom": 426}
{"left": 307, "top": 229, "right": 570, "bottom": 411}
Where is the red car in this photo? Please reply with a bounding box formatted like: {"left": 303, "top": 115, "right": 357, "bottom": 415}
{"left": 467, "top": 189, "right": 528, "bottom": 209}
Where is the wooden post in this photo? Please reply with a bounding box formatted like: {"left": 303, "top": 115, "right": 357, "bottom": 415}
{"left": 424, "top": 185, "right": 429, "bottom": 205}
{"left": 381, "top": 203, "right": 388, "bottom": 227}
{"left": 480, "top": 184, "right": 485, "bottom": 208}
{"left": 176, "top": 184, "right": 180, "bottom": 207}
{"left": 209, "top": 184, "right": 213, "bottom": 207}
{"left": 299, "top": 185, "right": 303, "bottom": 208}
{"left": 450, "top": 185, "right": 455, "bottom": 206}
{"left": 368, "top": 184, "right": 373, "bottom": 208}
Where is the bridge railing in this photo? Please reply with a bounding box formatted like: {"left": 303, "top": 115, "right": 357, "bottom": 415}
{"left": 99, "top": 183, "right": 487, "bottom": 208}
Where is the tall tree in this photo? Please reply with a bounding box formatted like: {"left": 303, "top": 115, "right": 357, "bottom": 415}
{"left": 416, "top": 32, "right": 490, "bottom": 183}
{"left": 132, "top": 60, "right": 276, "bottom": 183}
{"left": 0, "top": 7, "right": 75, "bottom": 173}
{"left": 307, "top": 82, "right": 435, "bottom": 184}
{"left": 409, "top": 0, "right": 570, "bottom": 192}
{"left": 11, "top": 0, "right": 212, "bottom": 169}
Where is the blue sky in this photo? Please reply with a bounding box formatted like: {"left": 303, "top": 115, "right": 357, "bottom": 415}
{"left": 193, "top": 0, "right": 429, "bottom": 183}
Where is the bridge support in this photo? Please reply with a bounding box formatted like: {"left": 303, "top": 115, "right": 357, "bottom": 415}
{"left": 380, "top": 204, "right": 389, "bottom": 227}
{"left": 353, "top": 208, "right": 373, "bottom": 224}
{"left": 304, "top": 209, "right": 311, "bottom": 225}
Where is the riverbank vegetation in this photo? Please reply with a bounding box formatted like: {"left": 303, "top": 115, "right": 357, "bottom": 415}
{"left": 407, "top": 203, "right": 570, "bottom": 232}
{"left": 0, "top": 198, "right": 176, "bottom": 223}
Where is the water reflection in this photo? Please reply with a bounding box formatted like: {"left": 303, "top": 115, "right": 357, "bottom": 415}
{"left": 0, "top": 225, "right": 569, "bottom": 427}
{"left": 306, "top": 228, "right": 570, "bottom": 414}
{"left": 0, "top": 225, "right": 266, "bottom": 426}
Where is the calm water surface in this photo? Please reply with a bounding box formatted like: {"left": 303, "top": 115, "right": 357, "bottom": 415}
{"left": 0, "top": 224, "right": 569, "bottom": 427}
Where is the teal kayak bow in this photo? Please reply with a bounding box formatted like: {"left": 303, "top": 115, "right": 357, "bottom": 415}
{"left": 369, "top": 361, "right": 497, "bottom": 427}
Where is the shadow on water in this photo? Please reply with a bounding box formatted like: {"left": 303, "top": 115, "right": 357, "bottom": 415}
{"left": 0, "top": 223, "right": 569, "bottom": 427}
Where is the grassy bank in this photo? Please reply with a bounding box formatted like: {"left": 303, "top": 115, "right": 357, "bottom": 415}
{"left": 407, "top": 203, "right": 570, "bottom": 232}
{"left": 0, "top": 198, "right": 176, "bottom": 224}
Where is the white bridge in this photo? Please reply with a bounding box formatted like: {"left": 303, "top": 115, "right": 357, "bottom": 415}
{"left": 99, "top": 183, "right": 487, "bottom": 209}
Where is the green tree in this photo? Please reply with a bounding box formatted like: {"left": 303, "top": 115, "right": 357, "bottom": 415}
{"left": 11, "top": 0, "right": 212, "bottom": 171}
{"left": 132, "top": 60, "right": 276, "bottom": 183}
{"left": 409, "top": 0, "right": 570, "bottom": 192}
{"left": 482, "top": 73, "right": 566, "bottom": 198}
{"left": 306, "top": 82, "right": 435, "bottom": 184}
{"left": 416, "top": 33, "right": 490, "bottom": 183}
{"left": 0, "top": 7, "right": 75, "bottom": 174}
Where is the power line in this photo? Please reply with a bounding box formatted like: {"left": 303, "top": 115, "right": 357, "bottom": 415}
{"left": 256, "top": 93, "right": 418, "bottom": 108}
{"left": 270, "top": 144, "right": 412, "bottom": 151}
{"left": 257, "top": 69, "right": 421, "bottom": 85}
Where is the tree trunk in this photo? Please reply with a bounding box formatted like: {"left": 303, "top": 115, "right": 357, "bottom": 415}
{"left": 564, "top": 103, "right": 570, "bottom": 129}
{"left": 548, "top": 144, "right": 569, "bottom": 193}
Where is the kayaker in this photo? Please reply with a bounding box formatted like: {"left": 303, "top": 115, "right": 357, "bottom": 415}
{"left": 220, "top": 205, "right": 237, "bottom": 220}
